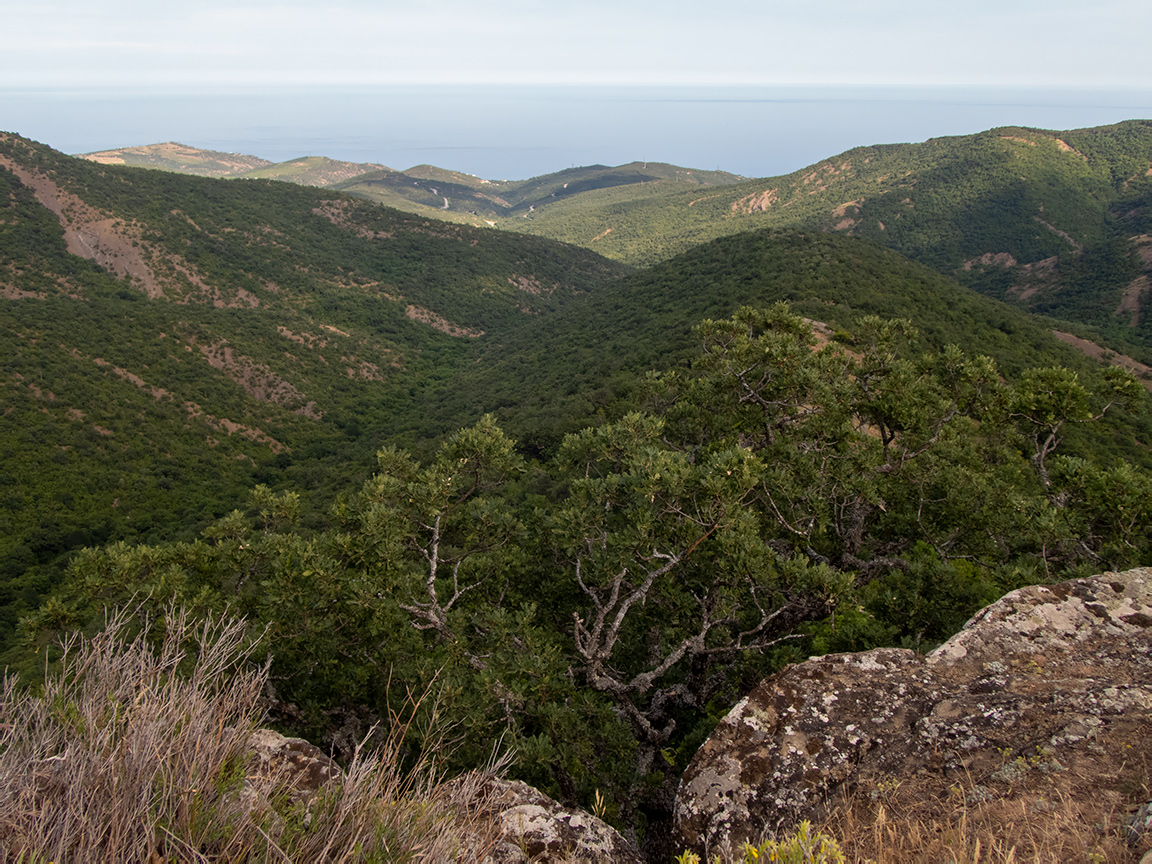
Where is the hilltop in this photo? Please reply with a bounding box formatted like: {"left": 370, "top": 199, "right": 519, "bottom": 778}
{"left": 77, "top": 141, "right": 748, "bottom": 228}
{"left": 75, "top": 124, "right": 1152, "bottom": 359}
{"left": 79, "top": 141, "right": 274, "bottom": 177}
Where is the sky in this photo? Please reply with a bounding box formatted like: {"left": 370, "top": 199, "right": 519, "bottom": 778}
{"left": 2, "top": 0, "right": 1151, "bottom": 90}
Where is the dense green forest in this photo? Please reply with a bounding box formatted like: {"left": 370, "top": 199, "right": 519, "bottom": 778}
{"left": 6, "top": 128, "right": 1152, "bottom": 857}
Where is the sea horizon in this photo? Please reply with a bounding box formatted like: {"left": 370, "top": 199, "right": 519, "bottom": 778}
{"left": 3, "top": 83, "right": 1152, "bottom": 181}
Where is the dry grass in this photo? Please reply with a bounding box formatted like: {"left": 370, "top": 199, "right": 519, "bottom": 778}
{"left": 0, "top": 606, "right": 502, "bottom": 863}
{"left": 821, "top": 750, "right": 1151, "bottom": 864}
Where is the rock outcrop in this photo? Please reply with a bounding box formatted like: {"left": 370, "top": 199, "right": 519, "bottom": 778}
{"left": 245, "top": 731, "right": 640, "bottom": 862}
{"left": 674, "top": 568, "right": 1152, "bottom": 856}
{"left": 245, "top": 729, "right": 342, "bottom": 806}
{"left": 470, "top": 777, "right": 644, "bottom": 863}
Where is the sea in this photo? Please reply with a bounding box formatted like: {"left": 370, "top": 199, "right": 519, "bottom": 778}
{"left": 2, "top": 84, "right": 1152, "bottom": 181}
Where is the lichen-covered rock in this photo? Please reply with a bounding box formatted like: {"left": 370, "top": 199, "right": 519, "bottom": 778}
{"left": 673, "top": 568, "right": 1152, "bottom": 856}
{"left": 467, "top": 777, "right": 643, "bottom": 863}
{"left": 245, "top": 728, "right": 341, "bottom": 805}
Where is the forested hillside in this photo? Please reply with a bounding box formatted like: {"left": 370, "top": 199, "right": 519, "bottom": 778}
{"left": 513, "top": 121, "right": 1152, "bottom": 353}
{"left": 0, "top": 131, "right": 625, "bottom": 652}
{"left": 6, "top": 129, "right": 1152, "bottom": 856}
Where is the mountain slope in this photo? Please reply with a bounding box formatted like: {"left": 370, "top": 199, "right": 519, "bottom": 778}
{"left": 0, "top": 132, "right": 627, "bottom": 641}
{"left": 235, "top": 156, "right": 390, "bottom": 187}
{"left": 511, "top": 121, "right": 1152, "bottom": 350}
{"left": 333, "top": 161, "right": 746, "bottom": 225}
{"left": 421, "top": 228, "right": 1152, "bottom": 467}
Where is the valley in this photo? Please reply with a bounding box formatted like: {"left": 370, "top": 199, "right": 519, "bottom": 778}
{"left": 5, "top": 120, "right": 1152, "bottom": 858}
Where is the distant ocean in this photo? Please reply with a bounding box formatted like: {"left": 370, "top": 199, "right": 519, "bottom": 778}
{"left": 3, "top": 85, "right": 1152, "bottom": 181}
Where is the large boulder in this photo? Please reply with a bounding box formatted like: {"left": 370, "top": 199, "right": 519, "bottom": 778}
{"left": 673, "top": 568, "right": 1152, "bottom": 856}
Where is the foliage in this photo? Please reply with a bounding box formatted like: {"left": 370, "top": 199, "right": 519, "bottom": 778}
{"left": 505, "top": 121, "right": 1152, "bottom": 355}
{"left": 21, "top": 300, "right": 1152, "bottom": 849}
{"left": 676, "top": 820, "right": 845, "bottom": 863}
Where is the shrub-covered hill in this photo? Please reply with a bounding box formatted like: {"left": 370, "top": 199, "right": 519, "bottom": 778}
{"left": 331, "top": 161, "right": 747, "bottom": 226}
{"left": 511, "top": 121, "right": 1152, "bottom": 351}
{"left": 424, "top": 228, "right": 1152, "bottom": 467}
{"left": 0, "top": 132, "right": 627, "bottom": 644}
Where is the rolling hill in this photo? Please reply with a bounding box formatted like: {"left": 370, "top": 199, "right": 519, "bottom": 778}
{"left": 0, "top": 131, "right": 625, "bottom": 647}
{"left": 509, "top": 121, "right": 1152, "bottom": 353}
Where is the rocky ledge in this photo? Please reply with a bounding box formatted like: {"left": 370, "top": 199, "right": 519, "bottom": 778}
{"left": 673, "top": 568, "right": 1152, "bottom": 857}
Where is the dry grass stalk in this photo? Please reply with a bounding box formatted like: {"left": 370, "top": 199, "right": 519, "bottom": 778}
{"left": 0, "top": 605, "right": 502, "bottom": 862}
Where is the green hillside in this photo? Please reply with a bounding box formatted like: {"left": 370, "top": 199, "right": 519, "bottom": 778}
{"left": 333, "top": 161, "right": 747, "bottom": 226}
{"left": 0, "top": 131, "right": 625, "bottom": 648}
{"left": 511, "top": 122, "right": 1152, "bottom": 349}
{"left": 235, "top": 155, "right": 389, "bottom": 187}
{"left": 424, "top": 228, "right": 1152, "bottom": 464}
{"left": 9, "top": 130, "right": 1152, "bottom": 852}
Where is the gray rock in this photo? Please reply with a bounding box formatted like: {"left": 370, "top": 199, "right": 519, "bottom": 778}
{"left": 464, "top": 777, "right": 643, "bottom": 863}
{"left": 673, "top": 568, "right": 1152, "bottom": 856}
{"left": 245, "top": 728, "right": 341, "bottom": 806}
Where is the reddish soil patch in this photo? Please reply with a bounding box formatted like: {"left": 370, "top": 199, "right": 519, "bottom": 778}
{"left": 277, "top": 326, "right": 328, "bottom": 350}
{"left": 1007, "top": 256, "right": 1060, "bottom": 302}
{"left": 93, "top": 357, "right": 172, "bottom": 401}
{"left": 194, "top": 339, "right": 320, "bottom": 418}
{"left": 1034, "top": 216, "right": 1082, "bottom": 250}
{"left": 184, "top": 401, "right": 288, "bottom": 453}
{"left": 311, "top": 201, "right": 393, "bottom": 239}
{"left": 1054, "top": 138, "right": 1088, "bottom": 160}
{"left": 732, "top": 189, "right": 779, "bottom": 214}
{"left": 0, "top": 155, "right": 165, "bottom": 298}
{"left": 831, "top": 199, "right": 863, "bottom": 218}
{"left": 405, "top": 305, "right": 483, "bottom": 338}
{"left": 1051, "top": 330, "right": 1152, "bottom": 391}
{"left": 1115, "top": 275, "right": 1150, "bottom": 327}
{"left": 508, "top": 274, "right": 551, "bottom": 296}
{"left": 343, "top": 358, "right": 384, "bottom": 381}
{"left": 1133, "top": 234, "right": 1152, "bottom": 268}
{"left": 963, "top": 252, "right": 1019, "bottom": 272}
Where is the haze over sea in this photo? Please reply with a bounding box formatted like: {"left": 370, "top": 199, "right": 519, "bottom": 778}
{"left": 4, "top": 85, "right": 1152, "bottom": 181}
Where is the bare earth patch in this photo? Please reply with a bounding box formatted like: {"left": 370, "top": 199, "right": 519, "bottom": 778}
{"left": 0, "top": 155, "right": 166, "bottom": 298}
{"left": 1054, "top": 138, "right": 1089, "bottom": 161}
{"left": 311, "top": 201, "right": 393, "bottom": 239}
{"left": 508, "top": 274, "right": 552, "bottom": 296}
{"left": 1034, "top": 216, "right": 1083, "bottom": 251}
{"left": 404, "top": 305, "right": 484, "bottom": 338}
{"left": 831, "top": 199, "right": 863, "bottom": 219}
{"left": 732, "top": 189, "right": 779, "bottom": 214}
{"left": 1051, "top": 330, "right": 1152, "bottom": 391}
{"left": 1007, "top": 256, "right": 1061, "bottom": 302}
{"left": 1115, "top": 275, "right": 1150, "bottom": 327}
{"left": 193, "top": 339, "right": 321, "bottom": 418}
{"left": 1133, "top": 234, "right": 1152, "bottom": 268}
{"left": 963, "top": 252, "right": 1019, "bottom": 272}
{"left": 277, "top": 326, "right": 328, "bottom": 350}
{"left": 342, "top": 358, "right": 384, "bottom": 381}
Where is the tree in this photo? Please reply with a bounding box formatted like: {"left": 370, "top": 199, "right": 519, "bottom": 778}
{"left": 550, "top": 411, "right": 842, "bottom": 827}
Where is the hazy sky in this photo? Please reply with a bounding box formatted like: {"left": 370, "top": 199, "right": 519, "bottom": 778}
{"left": 3, "top": 0, "right": 1150, "bottom": 89}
